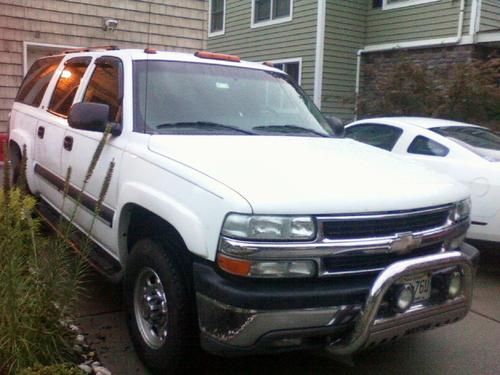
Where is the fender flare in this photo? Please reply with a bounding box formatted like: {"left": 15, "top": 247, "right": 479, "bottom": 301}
{"left": 115, "top": 181, "right": 209, "bottom": 262}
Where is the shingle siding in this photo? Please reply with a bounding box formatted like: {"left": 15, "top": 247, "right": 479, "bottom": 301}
{"left": 207, "top": 0, "right": 318, "bottom": 97}
{"left": 480, "top": 0, "right": 500, "bottom": 32}
{"left": 322, "top": 0, "right": 366, "bottom": 119}
{"left": 366, "top": 0, "right": 470, "bottom": 45}
{"left": 0, "top": 0, "right": 207, "bottom": 132}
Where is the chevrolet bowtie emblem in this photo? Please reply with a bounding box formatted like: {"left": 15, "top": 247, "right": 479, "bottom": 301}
{"left": 389, "top": 232, "right": 422, "bottom": 254}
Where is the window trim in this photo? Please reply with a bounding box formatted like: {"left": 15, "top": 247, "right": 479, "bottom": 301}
{"left": 382, "top": 0, "right": 439, "bottom": 10}
{"left": 251, "top": 0, "right": 293, "bottom": 29}
{"left": 208, "top": 0, "right": 226, "bottom": 37}
{"left": 267, "top": 57, "right": 302, "bottom": 84}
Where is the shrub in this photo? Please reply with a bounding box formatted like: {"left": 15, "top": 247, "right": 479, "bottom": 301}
{"left": 0, "top": 126, "right": 114, "bottom": 373}
{"left": 359, "top": 54, "right": 500, "bottom": 130}
{"left": 0, "top": 188, "right": 85, "bottom": 373}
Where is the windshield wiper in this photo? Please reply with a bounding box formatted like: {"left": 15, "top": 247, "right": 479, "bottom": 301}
{"left": 253, "top": 125, "right": 330, "bottom": 138}
{"left": 155, "top": 121, "right": 257, "bottom": 135}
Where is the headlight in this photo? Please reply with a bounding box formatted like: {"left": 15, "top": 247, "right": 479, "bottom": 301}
{"left": 450, "top": 199, "right": 471, "bottom": 223}
{"left": 221, "top": 214, "right": 316, "bottom": 241}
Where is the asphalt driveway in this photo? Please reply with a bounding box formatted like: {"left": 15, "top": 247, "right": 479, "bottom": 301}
{"left": 77, "top": 243, "right": 500, "bottom": 375}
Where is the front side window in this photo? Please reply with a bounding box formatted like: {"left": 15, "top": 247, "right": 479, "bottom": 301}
{"left": 345, "top": 124, "right": 403, "bottom": 151}
{"left": 83, "top": 57, "right": 123, "bottom": 123}
{"left": 48, "top": 57, "right": 91, "bottom": 117}
{"left": 133, "top": 60, "right": 330, "bottom": 137}
{"left": 16, "top": 56, "right": 63, "bottom": 107}
{"left": 253, "top": 0, "right": 292, "bottom": 25}
{"left": 209, "top": 0, "right": 225, "bottom": 36}
{"left": 407, "top": 135, "right": 449, "bottom": 157}
{"left": 272, "top": 60, "right": 301, "bottom": 84}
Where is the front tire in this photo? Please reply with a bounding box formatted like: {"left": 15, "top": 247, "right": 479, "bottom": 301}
{"left": 125, "top": 238, "right": 194, "bottom": 374}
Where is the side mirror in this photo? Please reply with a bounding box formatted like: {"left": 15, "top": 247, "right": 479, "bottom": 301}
{"left": 324, "top": 115, "right": 345, "bottom": 138}
{"left": 68, "top": 102, "right": 121, "bottom": 136}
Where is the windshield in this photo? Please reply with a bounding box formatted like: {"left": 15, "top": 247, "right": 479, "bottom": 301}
{"left": 133, "top": 60, "right": 331, "bottom": 136}
{"left": 431, "top": 126, "right": 500, "bottom": 151}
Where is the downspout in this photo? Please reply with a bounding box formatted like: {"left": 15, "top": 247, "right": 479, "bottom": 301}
{"left": 354, "top": 0, "right": 466, "bottom": 120}
{"left": 313, "top": 0, "right": 326, "bottom": 109}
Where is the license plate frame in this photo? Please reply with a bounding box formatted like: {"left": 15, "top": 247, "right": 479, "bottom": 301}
{"left": 401, "top": 273, "right": 432, "bottom": 303}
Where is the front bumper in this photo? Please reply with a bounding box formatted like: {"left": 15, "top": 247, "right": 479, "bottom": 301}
{"left": 195, "top": 244, "right": 479, "bottom": 356}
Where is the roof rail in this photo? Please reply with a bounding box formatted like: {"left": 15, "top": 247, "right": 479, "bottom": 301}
{"left": 64, "top": 46, "right": 120, "bottom": 54}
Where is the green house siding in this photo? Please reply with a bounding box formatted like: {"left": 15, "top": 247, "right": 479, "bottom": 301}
{"left": 207, "top": 0, "right": 318, "bottom": 97}
{"left": 322, "top": 0, "right": 366, "bottom": 119}
{"left": 366, "top": 0, "right": 471, "bottom": 45}
{"left": 480, "top": 0, "right": 500, "bottom": 32}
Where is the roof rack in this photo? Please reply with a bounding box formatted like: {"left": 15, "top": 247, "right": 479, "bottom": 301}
{"left": 64, "top": 46, "right": 120, "bottom": 54}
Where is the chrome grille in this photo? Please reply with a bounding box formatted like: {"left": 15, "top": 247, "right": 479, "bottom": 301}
{"left": 321, "top": 208, "right": 449, "bottom": 240}
{"left": 322, "top": 243, "right": 444, "bottom": 276}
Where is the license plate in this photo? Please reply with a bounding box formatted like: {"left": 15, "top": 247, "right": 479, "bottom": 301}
{"left": 408, "top": 274, "right": 432, "bottom": 303}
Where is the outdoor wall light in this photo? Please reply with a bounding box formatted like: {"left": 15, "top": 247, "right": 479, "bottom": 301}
{"left": 103, "top": 18, "right": 119, "bottom": 31}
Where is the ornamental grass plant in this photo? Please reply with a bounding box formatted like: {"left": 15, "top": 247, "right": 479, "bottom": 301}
{"left": 0, "top": 125, "right": 114, "bottom": 374}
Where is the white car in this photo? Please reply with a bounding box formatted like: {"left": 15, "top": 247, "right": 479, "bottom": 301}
{"left": 346, "top": 117, "right": 500, "bottom": 243}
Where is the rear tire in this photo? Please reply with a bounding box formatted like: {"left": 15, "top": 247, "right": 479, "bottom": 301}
{"left": 124, "top": 238, "right": 195, "bottom": 374}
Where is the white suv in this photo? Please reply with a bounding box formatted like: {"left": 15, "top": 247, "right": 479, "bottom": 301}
{"left": 9, "top": 47, "right": 478, "bottom": 374}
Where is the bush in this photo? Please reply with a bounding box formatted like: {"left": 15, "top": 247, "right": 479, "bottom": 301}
{"left": 0, "top": 189, "right": 86, "bottom": 374}
{"left": 18, "top": 363, "right": 84, "bottom": 375}
{"left": 359, "top": 54, "right": 500, "bottom": 130}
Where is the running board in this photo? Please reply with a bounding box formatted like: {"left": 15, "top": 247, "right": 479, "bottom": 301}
{"left": 35, "top": 200, "right": 122, "bottom": 279}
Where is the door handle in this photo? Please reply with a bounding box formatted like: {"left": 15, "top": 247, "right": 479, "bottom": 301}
{"left": 37, "top": 126, "right": 45, "bottom": 139}
{"left": 63, "top": 136, "right": 73, "bottom": 151}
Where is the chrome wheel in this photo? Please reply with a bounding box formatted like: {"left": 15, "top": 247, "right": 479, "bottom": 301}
{"left": 134, "top": 267, "right": 169, "bottom": 349}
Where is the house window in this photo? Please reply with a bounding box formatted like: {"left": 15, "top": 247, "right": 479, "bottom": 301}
{"left": 270, "top": 58, "right": 301, "bottom": 84}
{"left": 209, "top": 0, "right": 225, "bottom": 36}
{"left": 382, "top": 0, "right": 439, "bottom": 10}
{"left": 252, "top": 0, "right": 293, "bottom": 28}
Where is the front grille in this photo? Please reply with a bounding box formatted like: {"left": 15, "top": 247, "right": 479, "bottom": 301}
{"left": 323, "top": 243, "right": 444, "bottom": 275}
{"left": 322, "top": 209, "right": 449, "bottom": 240}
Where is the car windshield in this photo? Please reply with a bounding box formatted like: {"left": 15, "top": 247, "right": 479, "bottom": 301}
{"left": 133, "top": 60, "right": 332, "bottom": 136}
{"left": 431, "top": 126, "right": 500, "bottom": 151}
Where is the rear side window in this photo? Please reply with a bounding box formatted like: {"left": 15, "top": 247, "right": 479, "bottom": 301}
{"left": 83, "top": 57, "right": 123, "bottom": 123}
{"left": 345, "top": 124, "right": 403, "bottom": 151}
{"left": 16, "top": 56, "right": 63, "bottom": 107}
{"left": 48, "top": 57, "right": 91, "bottom": 117}
{"left": 407, "top": 136, "right": 449, "bottom": 157}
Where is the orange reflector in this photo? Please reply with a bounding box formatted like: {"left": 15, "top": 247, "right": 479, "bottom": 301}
{"left": 262, "top": 61, "right": 274, "bottom": 67}
{"left": 195, "top": 51, "right": 241, "bottom": 62}
{"left": 217, "top": 254, "right": 251, "bottom": 276}
{"left": 144, "top": 48, "right": 157, "bottom": 54}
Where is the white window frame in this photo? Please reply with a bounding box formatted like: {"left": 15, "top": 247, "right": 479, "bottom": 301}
{"left": 383, "top": 0, "right": 439, "bottom": 10}
{"left": 208, "top": 0, "right": 226, "bottom": 37}
{"left": 268, "top": 57, "right": 302, "bottom": 84}
{"left": 22, "top": 41, "right": 77, "bottom": 75}
{"left": 251, "top": 0, "right": 293, "bottom": 29}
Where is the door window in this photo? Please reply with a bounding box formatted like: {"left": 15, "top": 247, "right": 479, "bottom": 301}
{"left": 83, "top": 57, "right": 123, "bottom": 123}
{"left": 345, "top": 124, "right": 403, "bottom": 151}
{"left": 48, "top": 57, "right": 91, "bottom": 117}
{"left": 407, "top": 135, "right": 449, "bottom": 157}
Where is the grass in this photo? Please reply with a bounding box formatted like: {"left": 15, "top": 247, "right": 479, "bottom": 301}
{"left": 0, "top": 125, "right": 114, "bottom": 374}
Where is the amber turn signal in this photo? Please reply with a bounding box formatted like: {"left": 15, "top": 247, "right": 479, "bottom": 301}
{"left": 217, "top": 254, "right": 251, "bottom": 276}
